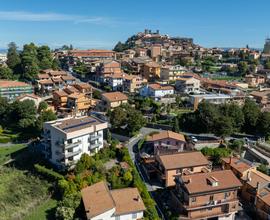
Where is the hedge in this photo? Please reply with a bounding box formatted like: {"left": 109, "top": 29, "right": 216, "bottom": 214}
{"left": 34, "top": 164, "right": 64, "bottom": 181}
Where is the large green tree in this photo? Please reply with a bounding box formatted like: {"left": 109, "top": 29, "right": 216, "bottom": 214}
{"left": 37, "top": 45, "right": 53, "bottom": 70}
{"left": 6, "top": 42, "right": 21, "bottom": 73}
{"left": 242, "top": 99, "right": 260, "bottom": 134}
{"left": 0, "top": 66, "right": 13, "bottom": 79}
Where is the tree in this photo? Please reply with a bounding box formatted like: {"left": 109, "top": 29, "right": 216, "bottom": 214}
{"left": 37, "top": 45, "right": 53, "bottom": 70}
{"left": 0, "top": 66, "right": 13, "bottom": 79}
{"left": 21, "top": 43, "right": 39, "bottom": 80}
{"left": 265, "top": 60, "right": 270, "bottom": 69}
{"left": 38, "top": 101, "right": 48, "bottom": 113}
{"left": 6, "top": 42, "right": 21, "bottom": 73}
{"left": 214, "top": 116, "right": 233, "bottom": 138}
{"left": 113, "top": 41, "right": 126, "bottom": 52}
{"left": 238, "top": 61, "right": 248, "bottom": 76}
{"left": 52, "top": 58, "right": 60, "bottom": 70}
{"left": 110, "top": 107, "right": 127, "bottom": 129}
{"left": 242, "top": 99, "right": 260, "bottom": 134}
{"left": 257, "top": 112, "right": 270, "bottom": 139}
{"left": 127, "top": 108, "right": 146, "bottom": 134}
{"left": 173, "top": 117, "right": 180, "bottom": 133}
{"left": 257, "top": 164, "right": 269, "bottom": 175}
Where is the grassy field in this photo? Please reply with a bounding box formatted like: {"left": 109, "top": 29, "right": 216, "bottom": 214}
{"left": 24, "top": 198, "right": 58, "bottom": 220}
{"left": 0, "top": 144, "right": 27, "bottom": 164}
{"left": 0, "top": 166, "right": 51, "bottom": 220}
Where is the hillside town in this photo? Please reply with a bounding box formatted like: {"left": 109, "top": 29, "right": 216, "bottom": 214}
{"left": 2, "top": 27, "right": 270, "bottom": 220}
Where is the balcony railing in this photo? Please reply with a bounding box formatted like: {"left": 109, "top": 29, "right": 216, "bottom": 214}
{"left": 89, "top": 141, "right": 102, "bottom": 150}
{"left": 65, "top": 149, "right": 82, "bottom": 158}
{"left": 89, "top": 134, "right": 102, "bottom": 141}
{"left": 183, "top": 198, "right": 238, "bottom": 211}
{"left": 65, "top": 140, "right": 82, "bottom": 150}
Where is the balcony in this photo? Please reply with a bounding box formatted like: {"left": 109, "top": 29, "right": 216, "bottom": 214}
{"left": 183, "top": 199, "right": 238, "bottom": 211}
{"left": 65, "top": 149, "right": 82, "bottom": 158}
{"left": 65, "top": 140, "right": 82, "bottom": 150}
{"left": 89, "top": 141, "right": 102, "bottom": 150}
{"left": 89, "top": 134, "right": 102, "bottom": 141}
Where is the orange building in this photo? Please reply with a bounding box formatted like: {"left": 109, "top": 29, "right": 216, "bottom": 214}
{"left": 174, "top": 170, "right": 242, "bottom": 220}
{"left": 156, "top": 151, "right": 210, "bottom": 187}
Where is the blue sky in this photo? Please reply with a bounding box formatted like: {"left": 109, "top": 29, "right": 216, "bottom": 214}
{"left": 0, "top": 0, "right": 269, "bottom": 49}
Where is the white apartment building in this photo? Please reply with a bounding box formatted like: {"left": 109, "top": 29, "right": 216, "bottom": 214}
{"left": 42, "top": 116, "right": 108, "bottom": 169}
{"left": 175, "top": 76, "right": 200, "bottom": 94}
{"left": 139, "top": 83, "right": 174, "bottom": 99}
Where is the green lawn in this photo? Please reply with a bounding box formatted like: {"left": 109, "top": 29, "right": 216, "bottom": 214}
{"left": 0, "top": 144, "right": 27, "bottom": 164}
{"left": 24, "top": 198, "right": 58, "bottom": 220}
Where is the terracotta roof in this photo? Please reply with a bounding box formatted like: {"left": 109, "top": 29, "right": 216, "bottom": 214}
{"left": 147, "top": 130, "right": 185, "bottom": 142}
{"left": 102, "top": 92, "right": 128, "bottom": 102}
{"left": 68, "top": 93, "right": 85, "bottom": 99}
{"left": 111, "top": 188, "right": 146, "bottom": 215}
{"left": 64, "top": 86, "right": 79, "bottom": 94}
{"left": 181, "top": 170, "right": 242, "bottom": 195}
{"left": 38, "top": 79, "right": 54, "bottom": 85}
{"left": 52, "top": 77, "right": 63, "bottom": 83}
{"left": 49, "top": 70, "right": 67, "bottom": 76}
{"left": 17, "top": 93, "right": 40, "bottom": 100}
{"left": 37, "top": 73, "right": 50, "bottom": 79}
{"left": 158, "top": 151, "right": 209, "bottom": 170}
{"left": 148, "top": 83, "right": 174, "bottom": 91}
{"left": 221, "top": 157, "right": 253, "bottom": 174}
{"left": 257, "top": 188, "right": 270, "bottom": 206}
{"left": 81, "top": 181, "right": 145, "bottom": 218}
{"left": 0, "top": 80, "right": 31, "bottom": 88}
{"left": 69, "top": 49, "right": 115, "bottom": 57}
{"left": 74, "top": 83, "right": 92, "bottom": 90}
{"left": 241, "top": 170, "right": 270, "bottom": 188}
{"left": 145, "top": 61, "right": 160, "bottom": 68}
{"left": 53, "top": 90, "right": 68, "bottom": 97}
{"left": 81, "top": 181, "right": 115, "bottom": 219}
{"left": 61, "top": 75, "right": 75, "bottom": 81}
{"left": 250, "top": 90, "right": 270, "bottom": 98}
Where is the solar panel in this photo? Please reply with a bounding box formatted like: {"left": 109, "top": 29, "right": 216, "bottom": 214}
{"left": 62, "top": 119, "right": 96, "bottom": 131}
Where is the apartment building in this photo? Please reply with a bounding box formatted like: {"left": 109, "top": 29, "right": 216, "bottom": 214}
{"left": 142, "top": 61, "right": 161, "bottom": 80}
{"left": 139, "top": 83, "right": 174, "bottom": 100}
{"left": 146, "top": 130, "right": 188, "bottom": 155}
{"left": 160, "top": 65, "right": 187, "bottom": 81}
{"left": 156, "top": 151, "right": 210, "bottom": 187}
{"left": 42, "top": 116, "right": 108, "bottom": 169}
{"left": 245, "top": 74, "right": 265, "bottom": 87}
{"left": 66, "top": 93, "right": 93, "bottom": 114}
{"left": 175, "top": 76, "right": 201, "bottom": 94}
{"left": 174, "top": 170, "right": 242, "bottom": 220}
{"left": 81, "top": 181, "right": 145, "bottom": 220}
{"left": 123, "top": 74, "right": 147, "bottom": 93}
{"left": 0, "top": 80, "right": 33, "bottom": 101}
{"left": 250, "top": 90, "right": 270, "bottom": 106}
{"left": 100, "top": 91, "right": 128, "bottom": 111}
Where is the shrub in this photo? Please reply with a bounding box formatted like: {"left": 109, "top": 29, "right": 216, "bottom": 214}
{"left": 0, "top": 136, "right": 11, "bottom": 143}
{"left": 34, "top": 164, "right": 64, "bottom": 181}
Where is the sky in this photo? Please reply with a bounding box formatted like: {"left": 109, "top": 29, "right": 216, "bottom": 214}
{"left": 0, "top": 0, "right": 269, "bottom": 50}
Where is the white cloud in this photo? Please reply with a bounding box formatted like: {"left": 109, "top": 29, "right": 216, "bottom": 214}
{"left": 0, "top": 11, "right": 110, "bottom": 25}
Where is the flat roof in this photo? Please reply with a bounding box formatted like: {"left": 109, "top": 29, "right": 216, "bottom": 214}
{"left": 51, "top": 116, "right": 105, "bottom": 133}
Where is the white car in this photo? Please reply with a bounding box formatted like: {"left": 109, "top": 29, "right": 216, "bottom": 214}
{"left": 191, "top": 136, "right": 198, "bottom": 142}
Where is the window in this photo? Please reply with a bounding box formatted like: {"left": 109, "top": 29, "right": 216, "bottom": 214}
{"left": 225, "top": 192, "right": 230, "bottom": 199}
{"left": 132, "top": 213, "right": 137, "bottom": 219}
{"left": 67, "top": 139, "right": 72, "bottom": 144}
{"left": 191, "top": 197, "right": 196, "bottom": 202}
{"left": 210, "top": 195, "right": 214, "bottom": 201}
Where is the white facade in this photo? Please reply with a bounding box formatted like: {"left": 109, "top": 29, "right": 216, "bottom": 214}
{"left": 139, "top": 85, "right": 174, "bottom": 98}
{"left": 107, "top": 77, "right": 123, "bottom": 91}
{"left": 90, "top": 210, "right": 144, "bottom": 220}
{"left": 42, "top": 116, "right": 108, "bottom": 169}
{"left": 160, "top": 65, "right": 187, "bottom": 81}
{"left": 175, "top": 77, "right": 200, "bottom": 94}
